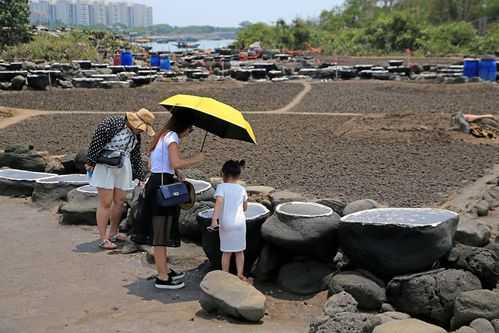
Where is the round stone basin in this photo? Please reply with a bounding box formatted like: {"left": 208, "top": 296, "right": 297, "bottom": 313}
{"left": 198, "top": 202, "right": 270, "bottom": 222}
{"left": 36, "top": 174, "right": 89, "bottom": 185}
{"left": 186, "top": 178, "right": 212, "bottom": 195}
{"left": 76, "top": 185, "right": 98, "bottom": 195}
{"left": 197, "top": 202, "right": 271, "bottom": 275}
{"left": 0, "top": 168, "right": 56, "bottom": 181}
{"left": 341, "top": 208, "right": 458, "bottom": 227}
{"left": 339, "top": 207, "right": 459, "bottom": 277}
{"left": 276, "top": 202, "right": 333, "bottom": 218}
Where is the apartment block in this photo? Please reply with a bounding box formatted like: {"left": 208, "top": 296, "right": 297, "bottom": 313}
{"left": 29, "top": 0, "right": 153, "bottom": 27}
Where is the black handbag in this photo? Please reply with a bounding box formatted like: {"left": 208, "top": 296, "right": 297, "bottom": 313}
{"left": 96, "top": 150, "right": 125, "bottom": 167}
{"left": 96, "top": 133, "right": 134, "bottom": 168}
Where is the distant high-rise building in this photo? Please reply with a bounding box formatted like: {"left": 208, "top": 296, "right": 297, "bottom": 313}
{"left": 75, "top": 0, "right": 90, "bottom": 26}
{"left": 54, "top": 0, "right": 73, "bottom": 25}
{"left": 30, "top": 0, "right": 50, "bottom": 25}
{"left": 107, "top": 1, "right": 129, "bottom": 27}
{"left": 89, "top": 1, "right": 107, "bottom": 26}
{"left": 29, "top": 0, "right": 153, "bottom": 28}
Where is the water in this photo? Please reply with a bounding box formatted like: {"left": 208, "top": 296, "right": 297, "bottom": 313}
{"left": 146, "top": 39, "right": 235, "bottom": 53}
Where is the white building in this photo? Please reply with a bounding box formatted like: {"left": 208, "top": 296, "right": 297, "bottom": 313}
{"left": 29, "top": 0, "right": 153, "bottom": 28}
{"left": 30, "top": 0, "right": 50, "bottom": 25}
{"left": 75, "top": 0, "right": 90, "bottom": 26}
{"left": 107, "top": 1, "right": 130, "bottom": 27}
{"left": 90, "top": 1, "right": 107, "bottom": 26}
{"left": 54, "top": 0, "right": 73, "bottom": 25}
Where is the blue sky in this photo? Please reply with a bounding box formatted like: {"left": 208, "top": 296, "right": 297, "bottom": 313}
{"left": 131, "top": 0, "right": 344, "bottom": 27}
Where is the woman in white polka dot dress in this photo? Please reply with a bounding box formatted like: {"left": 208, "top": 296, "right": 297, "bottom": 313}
{"left": 85, "top": 109, "right": 156, "bottom": 250}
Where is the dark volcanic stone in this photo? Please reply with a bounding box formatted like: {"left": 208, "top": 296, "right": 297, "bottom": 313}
{"left": 328, "top": 270, "right": 386, "bottom": 311}
{"left": 443, "top": 243, "right": 499, "bottom": 289}
{"left": 262, "top": 202, "right": 340, "bottom": 261}
{"left": 387, "top": 268, "right": 482, "bottom": 326}
{"left": 339, "top": 208, "right": 459, "bottom": 277}
{"left": 0, "top": 148, "right": 47, "bottom": 171}
{"left": 277, "top": 260, "right": 333, "bottom": 295}
{"left": 451, "top": 289, "right": 499, "bottom": 328}
{"left": 27, "top": 74, "right": 50, "bottom": 90}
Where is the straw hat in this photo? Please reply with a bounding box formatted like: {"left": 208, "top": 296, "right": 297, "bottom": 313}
{"left": 126, "top": 108, "right": 156, "bottom": 136}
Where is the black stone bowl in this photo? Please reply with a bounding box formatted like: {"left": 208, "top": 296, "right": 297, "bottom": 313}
{"left": 197, "top": 202, "right": 271, "bottom": 275}
{"left": 339, "top": 208, "right": 459, "bottom": 278}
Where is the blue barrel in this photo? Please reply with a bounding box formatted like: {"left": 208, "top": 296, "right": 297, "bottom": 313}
{"left": 479, "top": 58, "right": 497, "bottom": 81}
{"left": 160, "top": 56, "right": 171, "bottom": 71}
{"left": 120, "top": 50, "right": 133, "bottom": 66}
{"left": 463, "top": 58, "right": 479, "bottom": 78}
{"left": 150, "top": 53, "right": 160, "bottom": 67}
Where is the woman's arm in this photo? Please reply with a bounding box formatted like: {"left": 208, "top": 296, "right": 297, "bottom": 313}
{"left": 243, "top": 200, "right": 248, "bottom": 212}
{"left": 211, "top": 196, "right": 223, "bottom": 227}
{"left": 168, "top": 142, "right": 204, "bottom": 170}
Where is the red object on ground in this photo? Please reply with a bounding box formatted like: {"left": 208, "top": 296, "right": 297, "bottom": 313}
{"left": 113, "top": 53, "right": 121, "bottom": 66}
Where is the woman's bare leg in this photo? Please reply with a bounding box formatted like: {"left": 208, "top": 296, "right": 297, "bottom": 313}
{"left": 96, "top": 188, "right": 114, "bottom": 241}
{"left": 235, "top": 251, "right": 245, "bottom": 279}
{"left": 221, "top": 252, "right": 231, "bottom": 273}
{"left": 154, "top": 245, "right": 169, "bottom": 281}
{"left": 109, "top": 188, "right": 127, "bottom": 238}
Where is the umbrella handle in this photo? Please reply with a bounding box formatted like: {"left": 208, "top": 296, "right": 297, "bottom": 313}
{"left": 200, "top": 131, "right": 208, "bottom": 152}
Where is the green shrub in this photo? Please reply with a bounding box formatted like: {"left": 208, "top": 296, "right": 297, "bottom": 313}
{"left": 2, "top": 31, "right": 101, "bottom": 61}
{"left": 418, "top": 21, "right": 478, "bottom": 55}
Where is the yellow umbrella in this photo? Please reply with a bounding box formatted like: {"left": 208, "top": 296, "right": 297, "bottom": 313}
{"left": 160, "top": 94, "right": 257, "bottom": 150}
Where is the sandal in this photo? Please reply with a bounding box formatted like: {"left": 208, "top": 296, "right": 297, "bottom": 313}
{"left": 98, "top": 239, "right": 118, "bottom": 250}
{"left": 109, "top": 234, "right": 128, "bottom": 243}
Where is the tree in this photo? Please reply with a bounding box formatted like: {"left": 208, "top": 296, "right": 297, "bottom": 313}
{"left": 0, "top": 0, "right": 31, "bottom": 47}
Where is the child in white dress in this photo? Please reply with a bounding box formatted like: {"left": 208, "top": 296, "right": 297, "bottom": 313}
{"left": 210, "top": 160, "right": 248, "bottom": 280}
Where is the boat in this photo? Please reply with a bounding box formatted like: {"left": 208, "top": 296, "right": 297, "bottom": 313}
{"left": 177, "top": 41, "right": 201, "bottom": 49}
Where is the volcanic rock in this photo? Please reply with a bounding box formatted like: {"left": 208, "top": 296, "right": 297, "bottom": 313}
{"left": 328, "top": 270, "right": 386, "bottom": 311}
{"left": 343, "top": 199, "right": 382, "bottom": 216}
{"left": 451, "top": 290, "right": 499, "bottom": 328}
{"left": 456, "top": 218, "right": 491, "bottom": 247}
{"left": 323, "top": 291, "right": 358, "bottom": 317}
{"left": 309, "top": 312, "right": 380, "bottom": 333}
{"left": 387, "top": 269, "right": 482, "bottom": 326}
{"left": 443, "top": 244, "right": 499, "bottom": 289}
{"left": 339, "top": 208, "right": 459, "bottom": 277}
{"left": 179, "top": 201, "right": 214, "bottom": 241}
{"left": 277, "top": 260, "right": 333, "bottom": 295}
{"left": 199, "top": 270, "right": 265, "bottom": 322}
{"left": 470, "top": 319, "right": 495, "bottom": 333}
{"left": 372, "top": 319, "right": 447, "bottom": 333}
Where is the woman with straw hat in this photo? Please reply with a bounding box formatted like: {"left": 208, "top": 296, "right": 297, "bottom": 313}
{"left": 85, "top": 108, "right": 156, "bottom": 250}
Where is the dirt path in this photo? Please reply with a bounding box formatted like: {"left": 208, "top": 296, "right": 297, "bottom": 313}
{"left": 0, "top": 107, "right": 48, "bottom": 129}
{"left": 0, "top": 197, "right": 323, "bottom": 333}
{"left": 247, "top": 81, "right": 312, "bottom": 113}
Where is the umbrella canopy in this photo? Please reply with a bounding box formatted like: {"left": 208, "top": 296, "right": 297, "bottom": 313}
{"left": 160, "top": 94, "right": 256, "bottom": 144}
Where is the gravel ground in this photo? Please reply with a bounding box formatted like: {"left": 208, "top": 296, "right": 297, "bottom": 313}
{"left": 0, "top": 81, "right": 303, "bottom": 112}
{"left": 292, "top": 81, "right": 499, "bottom": 114}
{"left": 1, "top": 112, "right": 496, "bottom": 207}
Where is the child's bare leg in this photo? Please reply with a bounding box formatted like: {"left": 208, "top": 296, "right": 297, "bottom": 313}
{"left": 235, "top": 251, "right": 245, "bottom": 279}
{"left": 221, "top": 252, "right": 231, "bottom": 272}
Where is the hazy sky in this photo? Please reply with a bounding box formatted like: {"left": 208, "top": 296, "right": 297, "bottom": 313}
{"left": 125, "top": 0, "right": 344, "bottom": 27}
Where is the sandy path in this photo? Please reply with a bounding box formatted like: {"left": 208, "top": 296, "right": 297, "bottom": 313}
{"left": 0, "top": 197, "right": 322, "bottom": 333}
